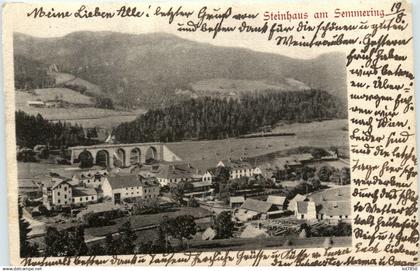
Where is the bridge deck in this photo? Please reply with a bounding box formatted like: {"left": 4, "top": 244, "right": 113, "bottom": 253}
{"left": 69, "top": 142, "right": 163, "bottom": 150}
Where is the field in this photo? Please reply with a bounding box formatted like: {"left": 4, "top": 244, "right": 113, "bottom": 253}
{"left": 308, "top": 186, "right": 351, "bottom": 204}
{"left": 51, "top": 72, "right": 103, "bottom": 97}
{"left": 18, "top": 162, "right": 75, "bottom": 180}
{"left": 166, "top": 119, "right": 349, "bottom": 165}
{"left": 15, "top": 89, "right": 145, "bottom": 129}
{"left": 191, "top": 78, "right": 308, "bottom": 97}
{"left": 16, "top": 88, "right": 94, "bottom": 106}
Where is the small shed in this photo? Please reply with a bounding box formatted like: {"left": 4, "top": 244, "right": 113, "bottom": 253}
{"left": 230, "top": 196, "right": 245, "bottom": 209}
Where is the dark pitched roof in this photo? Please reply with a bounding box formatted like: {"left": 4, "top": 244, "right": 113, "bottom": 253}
{"left": 240, "top": 198, "right": 273, "bottom": 213}
{"left": 72, "top": 187, "right": 97, "bottom": 197}
{"left": 155, "top": 163, "right": 196, "bottom": 179}
{"left": 39, "top": 176, "right": 72, "bottom": 190}
{"left": 219, "top": 160, "right": 253, "bottom": 169}
{"left": 266, "top": 195, "right": 286, "bottom": 206}
{"left": 106, "top": 175, "right": 141, "bottom": 189}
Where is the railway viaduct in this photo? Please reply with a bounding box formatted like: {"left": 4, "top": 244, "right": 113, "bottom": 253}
{"left": 69, "top": 143, "right": 182, "bottom": 168}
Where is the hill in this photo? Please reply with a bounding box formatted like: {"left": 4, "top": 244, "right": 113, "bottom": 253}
{"left": 13, "top": 31, "right": 347, "bottom": 109}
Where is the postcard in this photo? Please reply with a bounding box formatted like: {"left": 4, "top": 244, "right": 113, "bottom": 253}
{"left": 2, "top": 0, "right": 418, "bottom": 266}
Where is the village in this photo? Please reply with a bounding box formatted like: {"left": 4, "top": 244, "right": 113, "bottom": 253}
{"left": 19, "top": 142, "right": 352, "bottom": 253}
{"left": 14, "top": 30, "right": 352, "bottom": 255}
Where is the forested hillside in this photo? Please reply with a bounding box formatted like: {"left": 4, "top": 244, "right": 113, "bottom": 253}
{"left": 114, "top": 89, "right": 345, "bottom": 143}
{"left": 15, "top": 111, "right": 95, "bottom": 149}
{"left": 14, "top": 55, "right": 55, "bottom": 90}
{"left": 14, "top": 32, "right": 347, "bottom": 109}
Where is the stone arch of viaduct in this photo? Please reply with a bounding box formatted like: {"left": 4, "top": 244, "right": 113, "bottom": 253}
{"left": 69, "top": 143, "right": 182, "bottom": 168}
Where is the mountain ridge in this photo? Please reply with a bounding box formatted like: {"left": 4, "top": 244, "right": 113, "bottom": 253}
{"left": 13, "top": 31, "right": 347, "bottom": 109}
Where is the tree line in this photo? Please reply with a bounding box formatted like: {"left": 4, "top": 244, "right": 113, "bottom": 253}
{"left": 14, "top": 55, "right": 55, "bottom": 90}
{"left": 114, "top": 89, "right": 345, "bottom": 143}
{"left": 15, "top": 110, "right": 95, "bottom": 149}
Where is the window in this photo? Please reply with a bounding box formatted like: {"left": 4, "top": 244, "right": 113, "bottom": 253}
{"left": 301, "top": 214, "right": 304, "bottom": 219}
{"left": 87, "top": 180, "right": 90, "bottom": 183}
{"left": 72, "top": 199, "right": 75, "bottom": 203}
{"left": 86, "top": 197, "right": 88, "bottom": 200}
{"left": 64, "top": 195, "right": 67, "bottom": 199}
{"left": 58, "top": 199, "right": 61, "bottom": 204}
{"left": 64, "top": 201, "right": 67, "bottom": 205}
{"left": 91, "top": 196, "right": 94, "bottom": 200}
{"left": 64, "top": 187, "right": 67, "bottom": 191}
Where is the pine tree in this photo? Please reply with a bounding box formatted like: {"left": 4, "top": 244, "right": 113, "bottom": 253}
{"left": 19, "top": 197, "right": 39, "bottom": 257}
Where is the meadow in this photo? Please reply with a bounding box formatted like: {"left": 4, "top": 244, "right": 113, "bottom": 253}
{"left": 166, "top": 119, "right": 349, "bottom": 164}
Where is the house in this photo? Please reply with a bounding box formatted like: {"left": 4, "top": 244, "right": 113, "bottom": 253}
{"left": 230, "top": 196, "right": 245, "bottom": 209}
{"left": 53, "top": 166, "right": 108, "bottom": 189}
{"left": 202, "top": 168, "right": 216, "bottom": 183}
{"left": 293, "top": 153, "right": 314, "bottom": 164}
{"left": 217, "top": 159, "right": 260, "bottom": 180}
{"left": 141, "top": 177, "right": 160, "bottom": 200}
{"left": 184, "top": 180, "right": 213, "bottom": 199}
{"left": 266, "top": 195, "right": 286, "bottom": 210}
{"left": 76, "top": 201, "right": 121, "bottom": 220}
{"left": 295, "top": 200, "right": 317, "bottom": 220}
{"left": 287, "top": 194, "right": 307, "bottom": 213}
{"left": 27, "top": 100, "right": 45, "bottom": 108}
{"left": 321, "top": 150, "right": 339, "bottom": 161}
{"left": 317, "top": 201, "right": 351, "bottom": 222}
{"left": 72, "top": 187, "right": 97, "bottom": 205}
{"left": 72, "top": 167, "right": 108, "bottom": 189}
{"left": 41, "top": 176, "right": 73, "bottom": 209}
{"left": 235, "top": 198, "right": 280, "bottom": 221}
{"left": 102, "top": 174, "right": 159, "bottom": 204}
{"left": 274, "top": 157, "right": 302, "bottom": 171}
{"left": 154, "top": 163, "right": 196, "bottom": 186}
{"left": 45, "top": 100, "right": 62, "bottom": 108}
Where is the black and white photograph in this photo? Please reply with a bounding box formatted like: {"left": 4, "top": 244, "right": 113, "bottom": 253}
{"left": 14, "top": 29, "right": 351, "bottom": 257}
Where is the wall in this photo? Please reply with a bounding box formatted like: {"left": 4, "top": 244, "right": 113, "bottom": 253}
{"left": 73, "top": 194, "right": 97, "bottom": 204}
{"left": 51, "top": 183, "right": 72, "bottom": 206}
